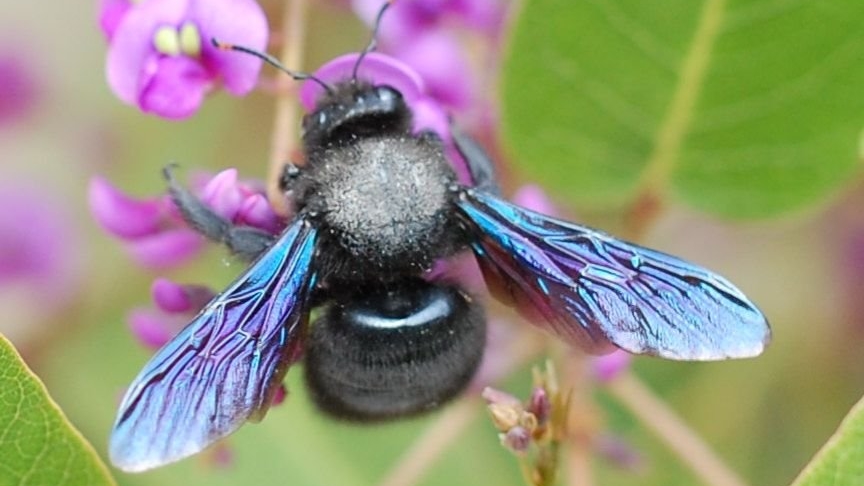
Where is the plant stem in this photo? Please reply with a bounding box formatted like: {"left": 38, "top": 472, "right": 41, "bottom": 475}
{"left": 266, "top": 0, "right": 309, "bottom": 216}
{"left": 377, "top": 332, "right": 546, "bottom": 486}
{"left": 377, "top": 399, "right": 480, "bottom": 486}
{"left": 607, "top": 372, "right": 748, "bottom": 486}
{"left": 561, "top": 354, "right": 594, "bottom": 486}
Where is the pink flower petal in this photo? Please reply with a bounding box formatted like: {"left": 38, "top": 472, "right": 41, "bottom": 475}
{"left": 127, "top": 228, "right": 204, "bottom": 268}
{"left": 513, "top": 185, "right": 558, "bottom": 216}
{"left": 88, "top": 176, "right": 163, "bottom": 239}
{"left": 300, "top": 53, "right": 425, "bottom": 111}
{"left": 152, "top": 278, "right": 214, "bottom": 313}
{"left": 151, "top": 278, "right": 193, "bottom": 313}
{"left": 200, "top": 168, "right": 243, "bottom": 220}
{"left": 127, "top": 307, "right": 175, "bottom": 349}
{"left": 391, "top": 31, "right": 473, "bottom": 110}
{"left": 237, "top": 193, "right": 283, "bottom": 234}
{"left": 98, "top": 0, "right": 134, "bottom": 40}
{"left": 411, "top": 97, "right": 451, "bottom": 141}
{"left": 106, "top": 0, "right": 193, "bottom": 105}
{"left": 591, "top": 350, "right": 631, "bottom": 383}
{"left": 138, "top": 55, "right": 211, "bottom": 120}
{"left": 192, "top": 0, "right": 268, "bottom": 95}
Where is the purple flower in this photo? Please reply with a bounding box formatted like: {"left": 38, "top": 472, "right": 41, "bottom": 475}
{"left": 351, "top": 0, "right": 508, "bottom": 113}
{"left": 89, "top": 176, "right": 203, "bottom": 268}
{"left": 128, "top": 278, "right": 214, "bottom": 349}
{"left": 103, "top": 0, "right": 269, "bottom": 120}
{"left": 352, "top": 0, "right": 506, "bottom": 41}
{"left": 591, "top": 350, "right": 632, "bottom": 383}
{"left": 98, "top": 0, "right": 134, "bottom": 40}
{"left": 0, "top": 50, "right": 41, "bottom": 128}
{"left": 0, "top": 184, "right": 81, "bottom": 317}
{"left": 89, "top": 169, "right": 281, "bottom": 268}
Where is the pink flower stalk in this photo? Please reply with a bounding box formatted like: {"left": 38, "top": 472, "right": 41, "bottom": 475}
{"left": 101, "top": 0, "right": 269, "bottom": 119}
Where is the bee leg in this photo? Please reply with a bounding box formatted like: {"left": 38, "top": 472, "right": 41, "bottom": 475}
{"left": 163, "top": 165, "right": 276, "bottom": 262}
{"left": 451, "top": 127, "right": 500, "bottom": 195}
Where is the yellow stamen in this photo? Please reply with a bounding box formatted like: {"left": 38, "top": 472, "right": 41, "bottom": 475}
{"left": 153, "top": 26, "right": 180, "bottom": 56}
{"left": 179, "top": 22, "right": 202, "bottom": 57}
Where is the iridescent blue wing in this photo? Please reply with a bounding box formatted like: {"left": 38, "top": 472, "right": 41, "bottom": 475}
{"left": 110, "top": 218, "right": 318, "bottom": 472}
{"left": 457, "top": 190, "right": 770, "bottom": 360}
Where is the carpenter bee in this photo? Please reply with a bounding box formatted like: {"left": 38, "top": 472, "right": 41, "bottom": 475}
{"left": 109, "top": 3, "right": 770, "bottom": 472}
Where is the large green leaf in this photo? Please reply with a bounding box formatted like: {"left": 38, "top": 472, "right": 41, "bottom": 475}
{"left": 0, "top": 334, "right": 116, "bottom": 486}
{"left": 501, "top": 0, "right": 864, "bottom": 219}
{"left": 790, "top": 394, "right": 864, "bottom": 486}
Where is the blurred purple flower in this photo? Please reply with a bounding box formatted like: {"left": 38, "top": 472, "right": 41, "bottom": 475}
{"left": 89, "top": 169, "right": 281, "bottom": 268}
{"left": 300, "top": 52, "right": 475, "bottom": 183}
{"left": 0, "top": 51, "right": 41, "bottom": 128}
{"left": 99, "top": 0, "right": 135, "bottom": 40}
{"left": 591, "top": 350, "right": 632, "bottom": 383}
{"left": 0, "top": 185, "right": 79, "bottom": 301}
{"left": 128, "top": 278, "right": 215, "bottom": 349}
{"left": 89, "top": 176, "right": 203, "bottom": 268}
{"left": 513, "top": 184, "right": 558, "bottom": 216}
{"left": 353, "top": 0, "right": 506, "bottom": 41}
{"left": 388, "top": 31, "right": 473, "bottom": 110}
{"left": 351, "top": 0, "right": 508, "bottom": 113}
{"left": 300, "top": 52, "right": 450, "bottom": 140}
{"left": 102, "top": 0, "right": 269, "bottom": 120}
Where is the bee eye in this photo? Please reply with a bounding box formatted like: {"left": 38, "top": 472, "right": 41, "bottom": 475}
{"left": 304, "top": 279, "right": 486, "bottom": 421}
{"left": 376, "top": 87, "right": 395, "bottom": 103}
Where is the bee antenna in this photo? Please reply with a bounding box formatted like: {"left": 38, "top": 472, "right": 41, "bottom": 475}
{"left": 212, "top": 38, "right": 335, "bottom": 95}
{"left": 351, "top": 0, "right": 394, "bottom": 81}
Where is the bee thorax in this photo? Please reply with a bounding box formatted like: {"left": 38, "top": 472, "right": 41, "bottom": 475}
{"left": 300, "top": 136, "right": 465, "bottom": 278}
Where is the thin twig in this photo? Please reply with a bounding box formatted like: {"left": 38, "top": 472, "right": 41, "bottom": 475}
{"left": 266, "top": 0, "right": 309, "bottom": 216}
{"left": 377, "top": 333, "right": 546, "bottom": 486}
{"left": 607, "top": 372, "right": 748, "bottom": 486}
{"left": 561, "top": 354, "right": 594, "bottom": 486}
{"left": 377, "top": 399, "right": 479, "bottom": 486}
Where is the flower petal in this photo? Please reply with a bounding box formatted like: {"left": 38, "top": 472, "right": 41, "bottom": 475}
{"left": 512, "top": 184, "right": 558, "bottom": 216}
{"left": 192, "top": 0, "right": 268, "bottom": 95}
{"left": 237, "top": 193, "right": 283, "bottom": 234}
{"left": 151, "top": 278, "right": 214, "bottom": 313}
{"left": 88, "top": 176, "right": 163, "bottom": 239}
{"left": 137, "top": 55, "right": 211, "bottom": 119}
{"left": 300, "top": 53, "right": 425, "bottom": 111}
{"left": 199, "top": 168, "right": 243, "bottom": 220}
{"left": 390, "top": 31, "right": 473, "bottom": 110}
{"left": 106, "top": 0, "right": 193, "bottom": 105}
{"left": 128, "top": 307, "right": 175, "bottom": 349}
{"left": 126, "top": 228, "right": 204, "bottom": 268}
{"left": 98, "top": 0, "right": 134, "bottom": 40}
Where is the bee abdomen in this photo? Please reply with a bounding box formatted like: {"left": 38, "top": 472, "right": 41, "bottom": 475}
{"left": 304, "top": 278, "right": 486, "bottom": 421}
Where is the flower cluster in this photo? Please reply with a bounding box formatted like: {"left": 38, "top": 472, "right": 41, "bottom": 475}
{"left": 352, "top": 0, "right": 508, "bottom": 114}
{"left": 99, "top": 0, "right": 269, "bottom": 119}
{"left": 89, "top": 169, "right": 281, "bottom": 269}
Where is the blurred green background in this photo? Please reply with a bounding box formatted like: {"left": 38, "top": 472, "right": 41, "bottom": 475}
{"left": 1, "top": 1, "right": 863, "bottom": 485}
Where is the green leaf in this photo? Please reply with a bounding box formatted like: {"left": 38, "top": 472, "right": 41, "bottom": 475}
{"left": 0, "top": 334, "right": 116, "bottom": 486}
{"left": 501, "top": 0, "right": 864, "bottom": 219}
{"left": 790, "top": 394, "right": 864, "bottom": 486}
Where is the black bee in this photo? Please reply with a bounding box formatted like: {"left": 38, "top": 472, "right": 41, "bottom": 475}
{"left": 109, "top": 4, "right": 770, "bottom": 472}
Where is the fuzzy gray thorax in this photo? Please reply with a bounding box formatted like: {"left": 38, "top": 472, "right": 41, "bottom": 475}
{"left": 300, "top": 135, "right": 464, "bottom": 279}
